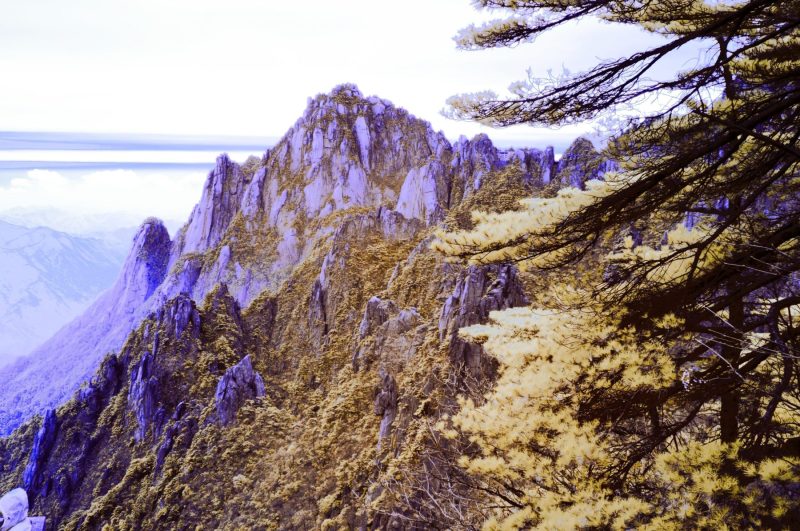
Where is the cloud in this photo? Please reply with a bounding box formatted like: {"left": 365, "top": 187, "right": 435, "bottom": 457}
{"left": 0, "top": 168, "right": 205, "bottom": 229}
{"left": 0, "top": 0, "right": 707, "bottom": 145}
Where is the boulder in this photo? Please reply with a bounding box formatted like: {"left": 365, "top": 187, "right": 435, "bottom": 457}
{"left": 0, "top": 488, "right": 28, "bottom": 530}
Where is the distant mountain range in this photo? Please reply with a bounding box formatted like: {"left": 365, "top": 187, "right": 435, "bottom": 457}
{"left": 0, "top": 208, "right": 183, "bottom": 241}
{"left": 0, "top": 220, "right": 125, "bottom": 366}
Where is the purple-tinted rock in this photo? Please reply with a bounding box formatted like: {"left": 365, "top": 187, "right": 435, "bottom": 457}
{"left": 359, "top": 297, "right": 398, "bottom": 339}
{"left": 439, "top": 265, "right": 528, "bottom": 375}
{"left": 22, "top": 409, "right": 58, "bottom": 497}
{"left": 554, "top": 137, "right": 615, "bottom": 189}
{"left": 374, "top": 370, "right": 399, "bottom": 450}
{"left": 215, "top": 355, "right": 266, "bottom": 426}
{"left": 128, "top": 350, "right": 159, "bottom": 442}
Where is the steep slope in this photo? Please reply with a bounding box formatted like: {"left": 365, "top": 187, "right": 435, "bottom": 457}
{"left": 0, "top": 84, "right": 613, "bottom": 529}
{"left": 0, "top": 84, "right": 569, "bottom": 435}
{"left": 0, "top": 221, "right": 124, "bottom": 366}
{"left": 0, "top": 220, "right": 170, "bottom": 432}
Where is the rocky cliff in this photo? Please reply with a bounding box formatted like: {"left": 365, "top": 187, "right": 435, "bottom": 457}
{"left": 0, "top": 84, "right": 612, "bottom": 529}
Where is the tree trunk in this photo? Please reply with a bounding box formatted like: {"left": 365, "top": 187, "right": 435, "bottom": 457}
{"left": 720, "top": 297, "right": 744, "bottom": 443}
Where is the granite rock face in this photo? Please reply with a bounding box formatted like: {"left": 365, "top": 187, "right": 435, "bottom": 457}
{"left": 555, "top": 137, "right": 614, "bottom": 189}
{"left": 215, "top": 355, "right": 266, "bottom": 426}
{"left": 87, "top": 218, "right": 172, "bottom": 321}
{"left": 154, "top": 293, "right": 202, "bottom": 340}
{"left": 154, "top": 401, "right": 198, "bottom": 477}
{"left": 439, "top": 265, "right": 529, "bottom": 376}
{"left": 76, "top": 354, "right": 124, "bottom": 422}
{"left": 395, "top": 161, "right": 450, "bottom": 224}
{"left": 127, "top": 296, "right": 203, "bottom": 443}
{"left": 353, "top": 296, "right": 426, "bottom": 370}
{"left": 178, "top": 155, "right": 250, "bottom": 256}
{"left": 308, "top": 279, "right": 329, "bottom": 351}
{"left": 358, "top": 297, "right": 398, "bottom": 339}
{"left": 374, "top": 370, "right": 399, "bottom": 449}
{"left": 22, "top": 409, "right": 58, "bottom": 498}
{"left": 128, "top": 348, "right": 159, "bottom": 443}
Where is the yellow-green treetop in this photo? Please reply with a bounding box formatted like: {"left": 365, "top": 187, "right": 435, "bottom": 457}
{"left": 434, "top": 0, "right": 800, "bottom": 528}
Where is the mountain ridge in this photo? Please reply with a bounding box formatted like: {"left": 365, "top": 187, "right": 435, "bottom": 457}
{"left": 0, "top": 84, "right": 607, "bottom": 434}
{"left": 0, "top": 83, "right": 613, "bottom": 529}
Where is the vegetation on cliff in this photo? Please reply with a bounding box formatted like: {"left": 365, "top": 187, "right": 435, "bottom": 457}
{"left": 3, "top": 1, "right": 796, "bottom": 529}
{"left": 432, "top": 0, "right": 800, "bottom": 527}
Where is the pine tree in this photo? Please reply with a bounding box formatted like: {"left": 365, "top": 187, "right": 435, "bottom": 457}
{"left": 433, "top": 0, "right": 800, "bottom": 527}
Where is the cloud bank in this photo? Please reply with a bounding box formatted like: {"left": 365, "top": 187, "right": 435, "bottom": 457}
{"left": 0, "top": 168, "right": 205, "bottom": 233}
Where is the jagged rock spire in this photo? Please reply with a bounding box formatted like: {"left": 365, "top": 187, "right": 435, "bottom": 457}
{"left": 179, "top": 154, "right": 249, "bottom": 256}
{"left": 117, "top": 218, "right": 171, "bottom": 305}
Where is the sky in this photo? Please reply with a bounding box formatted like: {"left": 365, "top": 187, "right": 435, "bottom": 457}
{"left": 0, "top": 0, "right": 707, "bottom": 234}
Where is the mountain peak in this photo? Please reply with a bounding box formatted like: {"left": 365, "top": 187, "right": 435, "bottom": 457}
{"left": 327, "top": 82, "right": 363, "bottom": 101}
{"left": 300, "top": 83, "right": 404, "bottom": 132}
{"left": 126, "top": 217, "right": 171, "bottom": 301}
{"left": 138, "top": 216, "right": 167, "bottom": 234}
{"left": 309, "top": 83, "right": 379, "bottom": 110}
{"left": 555, "top": 136, "right": 609, "bottom": 189}
{"left": 244, "top": 85, "right": 449, "bottom": 220}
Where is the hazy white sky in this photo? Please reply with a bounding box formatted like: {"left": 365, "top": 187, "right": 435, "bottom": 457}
{"left": 0, "top": 1, "right": 707, "bottom": 233}
{"left": 0, "top": 0, "right": 704, "bottom": 144}
{"left": 0, "top": 168, "right": 206, "bottom": 231}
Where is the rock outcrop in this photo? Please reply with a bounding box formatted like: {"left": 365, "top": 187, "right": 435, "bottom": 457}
{"left": 439, "top": 265, "right": 528, "bottom": 376}
{"left": 353, "top": 296, "right": 426, "bottom": 370}
{"left": 128, "top": 348, "right": 159, "bottom": 443}
{"left": 154, "top": 401, "right": 198, "bottom": 477}
{"left": 153, "top": 293, "right": 202, "bottom": 340}
{"left": 215, "top": 355, "right": 266, "bottom": 426}
{"left": 308, "top": 279, "right": 329, "bottom": 351}
{"left": 358, "top": 297, "right": 398, "bottom": 339}
{"left": 21, "top": 410, "right": 57, "bottom": 499}
{"left": 179, "top": 155, "right": 251, "bottom": 255}
{"left": 554, "top": 137, "right": 615, "bottom": 189}
{"left": 395, "top": 161, "right": 450, "bottom": 224}
{"left": 374, "top": 370, "right": 399, "bottom": 450}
